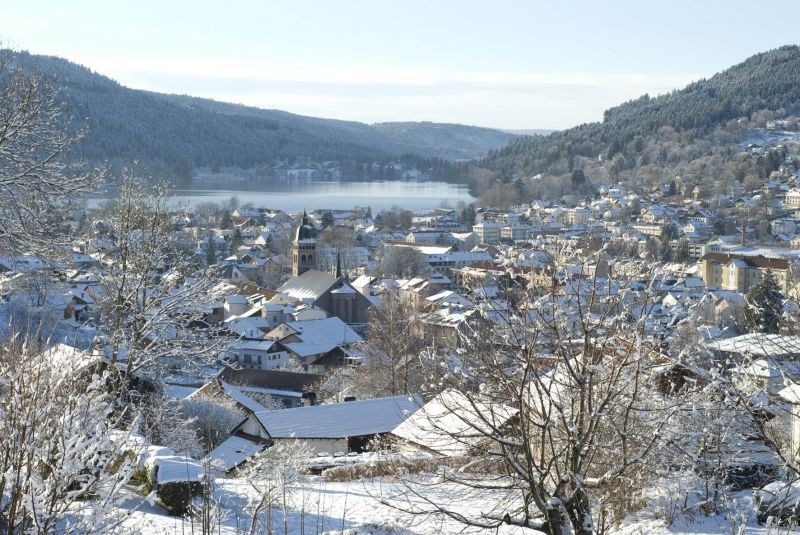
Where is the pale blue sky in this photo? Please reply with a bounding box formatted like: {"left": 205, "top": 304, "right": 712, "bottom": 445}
{"left": 3, "top": 1, "right": 798, "bottom": 129}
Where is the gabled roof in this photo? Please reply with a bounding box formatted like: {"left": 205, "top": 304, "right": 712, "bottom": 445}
{"left": 253, "top": 394, "right": 421, "bottom": 439}
{"left": 275, "top": 316, "right": 362, "bottom": 358}
{"left": 277, "top": 269, "right": 338, "bottom": 301}
{"left": 391, "top": 389, "right": 517, "bottom": 457}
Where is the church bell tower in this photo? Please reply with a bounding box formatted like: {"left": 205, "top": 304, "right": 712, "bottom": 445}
{"left": 292, "top": 210, "right": 316, "bottom": 276}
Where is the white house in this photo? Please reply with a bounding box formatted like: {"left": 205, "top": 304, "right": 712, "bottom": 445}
{"left": 233, "top": 394, "right": 422, "bottom": 454}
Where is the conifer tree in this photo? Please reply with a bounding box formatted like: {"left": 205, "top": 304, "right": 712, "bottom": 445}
{"left": 745, "top": 269, "right": 784, "bottom": 334}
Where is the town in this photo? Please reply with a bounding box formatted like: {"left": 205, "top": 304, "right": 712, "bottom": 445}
{"left": 5, "top": 129, "right": 800, "bottom": 532}
{"left": 5, "top": 5, "right": 800, "bottom": 533}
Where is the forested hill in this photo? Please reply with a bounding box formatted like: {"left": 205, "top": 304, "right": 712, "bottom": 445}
{"left": 3, "top": 50, "right": 517, "bottom": 177}
{"left": 476, "top": 45, "right": 800, "bottom": 196}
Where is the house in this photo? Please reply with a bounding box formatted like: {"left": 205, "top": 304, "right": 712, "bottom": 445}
{"left": 500, "top": 224, "right": 528, "bottom": 242}
{"left": 698, "top": 253, "right": 791, "bottom": 293}
{"left": 472, "top": 221, "right": 501, "bottom": 244}
{"left": 231, "top": 394, "right": 422, "bottom": 454}
{"left": 785, "top": 189, "right": 800, "bottom": 209}
{"left": 265, "top": 316, "right": 363, "bottom": 373}
{"left": 226, "top": 340, "right": 290, "bottom": 370}
{"left": 193, "top": 367, "right": 321, "bottom": 409}
{"left": 223, "top": 295, "right": 249, "bottom": 319}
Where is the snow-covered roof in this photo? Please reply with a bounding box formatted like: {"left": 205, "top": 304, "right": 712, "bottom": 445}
{"left": 39, "top": 343, "right": 102, "bottom": 372}
{"left": 779, "top": 383, "right": 800, "bottom": 404}
{"left": 706, "top": 333, "right": 800, "bottom": 358}
{"left": 232, "top": 340, "right": 276, "bottom": 352}
{"left": 277, "top": 269, "right": 338, "bottom": 301}
{"left": 278, "top": 316, "right": 362, "bottom": 358}
{"left": 391, "top": 389, "right": 517, "bottom": 457}
{"left": 207, "top": 435, "right": 266, "bottom": 472}
{"left": 224, "top": 316, "right": 271, "bottom": 339}
{"left": 330, "top": 284, "right": 356, "bottom": 294}
{"left": 218, "top": 381, "right": 269, "bottom": 413}
{"left": 253, "top": 394, "right": 421, "bottom": 439}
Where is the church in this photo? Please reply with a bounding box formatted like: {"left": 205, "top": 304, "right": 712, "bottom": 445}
{"left": 279, "top": 211, "right": 373, "bottom": 327}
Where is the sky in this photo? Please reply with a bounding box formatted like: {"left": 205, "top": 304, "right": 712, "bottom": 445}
{"left": 3, "top": 1, "right": 799, "bottom": 130}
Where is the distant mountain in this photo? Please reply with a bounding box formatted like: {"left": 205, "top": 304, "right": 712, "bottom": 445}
{"left": 477, "top": 45, "right": 800, "bottom": 196}
{"left": 370, "top": 122, "right": 518, "bottom": 160}
{"left": 2, "top": 50, "right": 518, "bottom": 179}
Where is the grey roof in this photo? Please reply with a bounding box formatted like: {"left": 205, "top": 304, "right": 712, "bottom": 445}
{"left": 277, "top": 269, "right": 338, "bottom": 301}
{"left": 254, "top": 394, "right": 422, "bottom": 439}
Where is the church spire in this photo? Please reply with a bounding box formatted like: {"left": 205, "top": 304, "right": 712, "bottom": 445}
{"left": 335, "top": 251, "right": 342, "bottom": 278}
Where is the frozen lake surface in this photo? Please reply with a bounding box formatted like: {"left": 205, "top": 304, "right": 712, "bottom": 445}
{"left": 90, "top": 179, "right": 476, "bottom": 214}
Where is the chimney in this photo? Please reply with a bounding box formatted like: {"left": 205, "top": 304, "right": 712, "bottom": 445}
{"left": 301, "top": 392, "right": 317, "bottom": 407}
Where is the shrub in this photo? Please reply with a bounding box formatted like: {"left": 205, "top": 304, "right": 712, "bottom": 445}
{"left": 156, "top": 481, "right": 204, "bottom": 516}
{"left": 129, "top": 468, "right": 151, "bottom": 491}
{"left": 320, "top": 455, "right": 493, "bottom": 482}
{"left": 108, "top": 450, "right": 136, "bottom": 475}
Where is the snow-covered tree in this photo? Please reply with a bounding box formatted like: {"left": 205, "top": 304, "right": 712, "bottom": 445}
{"left": 356, "top": 292, "right": 427, "bottom": 396}
{"left": 180, "top": 396, "right": 244, "bottom": 452}
{"left": 0, "top": 339, "right": 139, "bottom": 533}
{"left": 0, "top": 50, "right": 101, "bottom": 257}
{"left": 95, "top": 172, "right": 230, "bottom": 378}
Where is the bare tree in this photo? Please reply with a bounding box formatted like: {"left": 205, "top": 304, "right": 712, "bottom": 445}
{"left": 0, "top": 50, "right": 102, "bottom": 257}
{"left": 383, "top": 274, "right": 679, "bottom": 534}
{"left": 95, "top": 172, "right": 230, "bottom": 378}
{"left": 358, "top": 292, "right": 427, "bottom": 396}
{"left": 240, "top": 439, "right": 312, "bottom": 535}
{"left": 376, "top": 246, "right": 429, "bottom": 278}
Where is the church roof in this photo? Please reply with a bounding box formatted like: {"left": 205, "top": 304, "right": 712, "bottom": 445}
{"left": 277, "top": 269, "right": 339, "bottom": 301}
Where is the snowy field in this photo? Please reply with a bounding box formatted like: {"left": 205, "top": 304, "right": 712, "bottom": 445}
{"left": 118, "top": 475, "right": 800, "bottom": 535}
{"left": 123, "top": 475, "right": 526, "bottom": 534}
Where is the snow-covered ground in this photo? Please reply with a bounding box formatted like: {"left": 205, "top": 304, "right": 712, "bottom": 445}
{"left": 123, "top": 475, "right": 517, "bottom": 534}
{"left": 118, "top": 475, "right": 800, "bottom": 534}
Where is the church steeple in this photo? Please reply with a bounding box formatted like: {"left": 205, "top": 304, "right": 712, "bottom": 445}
{"left": 335, "top": 251, "right": 342, "bottom": 279}
{"left": 292, "top": 210, "right": 316, "bottom": 276}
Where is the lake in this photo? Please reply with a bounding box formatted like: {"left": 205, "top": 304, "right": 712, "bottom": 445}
{"left": 90, "top": 180, "right": 476, "bottom": 214}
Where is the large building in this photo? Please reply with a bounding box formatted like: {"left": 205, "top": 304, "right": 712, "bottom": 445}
{"left": 472, "top": 221, "right": 501, "bottom": 244}
{"left": 277, "top": 268, "right": 373, "bottom": 327}
{"left": 292, "top": 210, "right": 316, "bottom": 276}
{"left": 698, "top": 252, "right": 790, "bottom": 293}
